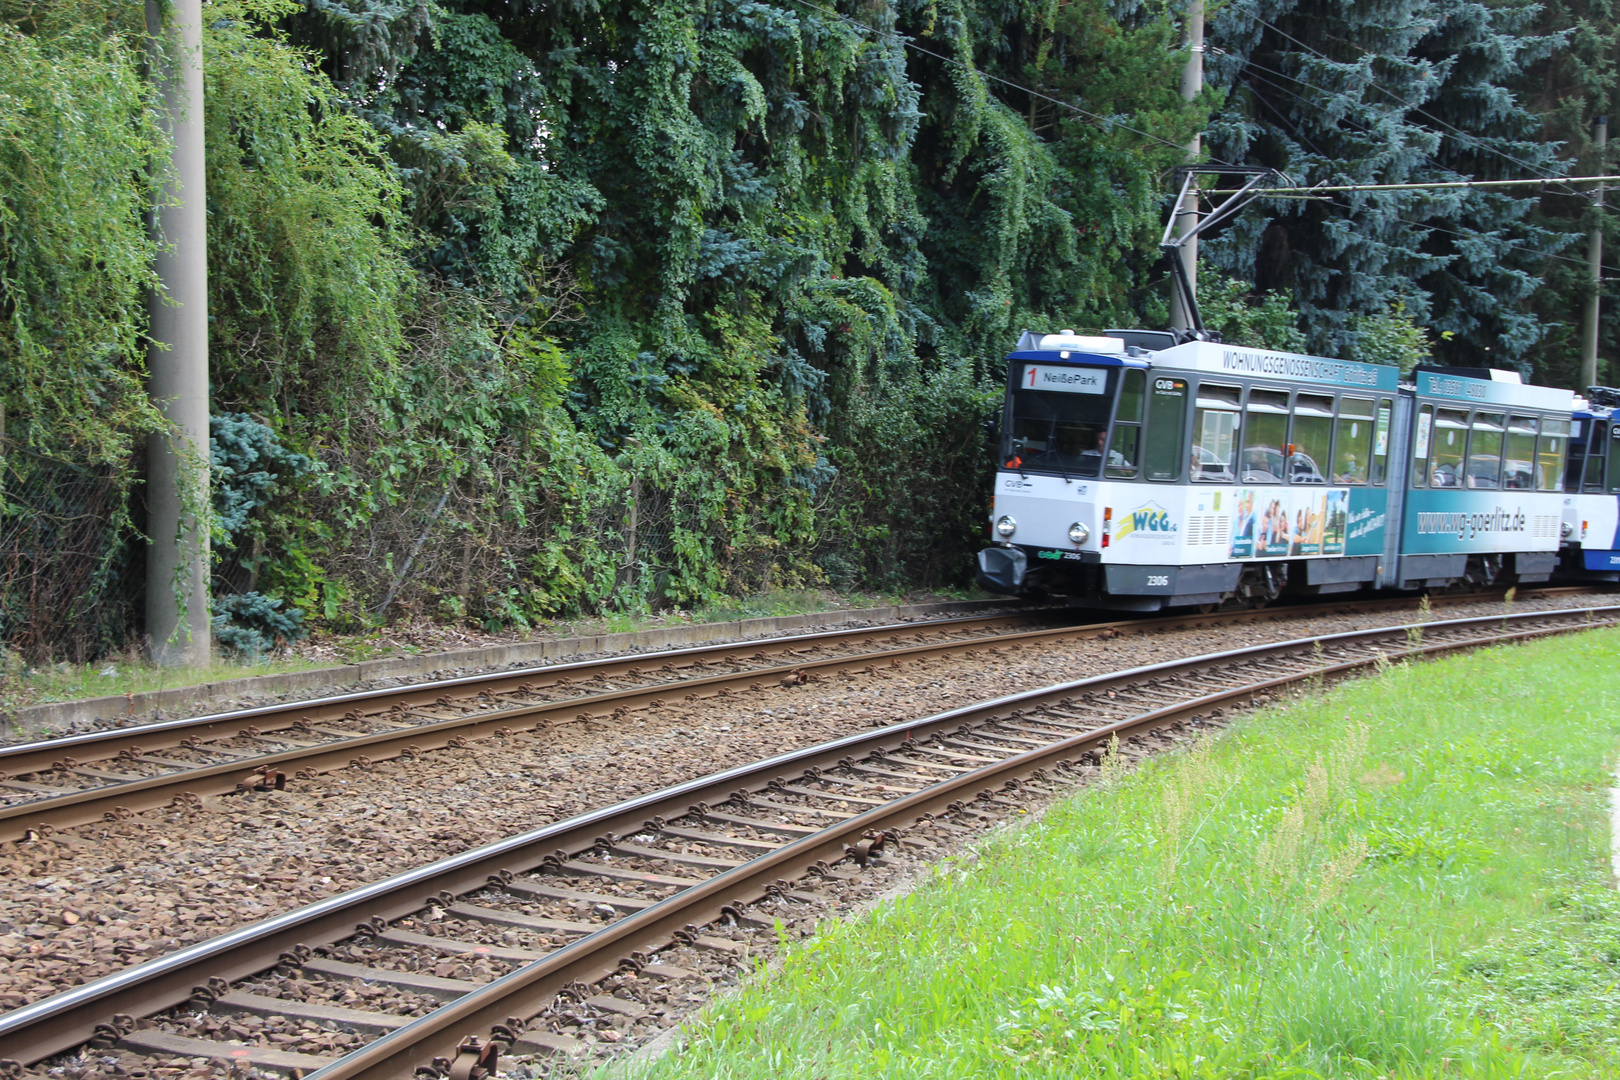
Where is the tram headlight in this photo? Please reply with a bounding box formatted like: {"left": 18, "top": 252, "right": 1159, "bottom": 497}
{"left": 1561, "top": 521, "right": 1574, "bottom": 538}
{"left": 995, "top": 515, "right": 1017, "bottom": 538}
{"left": 1068, "top": 521, "right": 1090, "bottom": 545}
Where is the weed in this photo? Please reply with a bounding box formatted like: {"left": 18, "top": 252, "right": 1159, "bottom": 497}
{"left": 1408, "top": 594, "right": 1433, "bottom": 651}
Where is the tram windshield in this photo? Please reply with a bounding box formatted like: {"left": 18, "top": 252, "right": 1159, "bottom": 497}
{"left": 1002, "top": 369, "right": 1117, "bottom": 476}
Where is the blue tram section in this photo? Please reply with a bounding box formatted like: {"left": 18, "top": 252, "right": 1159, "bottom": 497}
{"left": 977, "top": 331, "right": 1578, "bottom": 608}
{"left": 1564, "top": 390, "right": 1620, "bottom": 578}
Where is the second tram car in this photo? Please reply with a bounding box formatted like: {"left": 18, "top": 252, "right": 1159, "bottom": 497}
{"left": 1563, "top": 389, "right": 1620, "bottom": 578}
{"left": 977, "top": 331, "right": 1576, "bottom": 608}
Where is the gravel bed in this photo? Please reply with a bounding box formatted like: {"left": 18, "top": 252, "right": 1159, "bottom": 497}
{"left": 0, "top": 592, "right": 1603, "bottom": 1020}
{"left": 1, "top": 607, "right": 1041, "bottom": 747}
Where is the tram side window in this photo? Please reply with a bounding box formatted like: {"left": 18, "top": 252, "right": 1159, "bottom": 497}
{"left": 1429, "top": 409, "right": 1469, "bottom": 488}
{"left": 1502, "top": 416, "right": 1538, "bottom": 489}
{"left": 1466, "top": 412, "right": 1505, "bottom": 489}
{"left": 1582, "top": 423, "right": 1607, "bottom": 491}
{"left": 1290, "top": 393, "right": 1334, "bottom": 484}
{"left": 1410, "top": 405, "right": 1434, "bottom": 487}
{"left": 1538, "top": 417, "right": 1570, "bottom": 492}
{"left": 1107, "top": 370, "right": 1145, "bottom": 478}
{"left": 1370, "top": 398, "right": 1393, "bottom": 485}
{"left": 1191, "top": 382, "right": 1240, "bottom": 482}
{"left": 1330, "top": 398, "right": 1374, "bottom": 484}
{"left": 1144, "top": 376, "right": 1188, "bottom": 481}
{"left": 1241, "top": 389, "right": 1290, "bottom": 483}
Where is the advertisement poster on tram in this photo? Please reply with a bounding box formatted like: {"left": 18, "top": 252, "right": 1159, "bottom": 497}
{"left": 1289, "top": 492, "right": 1324, "bottom": 555}
{"left": 1254, "top": 496, "right": 1294, "bottom": 557}
{"left": 1229, "top": 487, "right": 1350, "bottom": 559}
{"left": 1229, "top": 489, "right": 1258, "bottom": 558}
{"left": 1322, "top": 490, "right": 1348, "bottom": 554}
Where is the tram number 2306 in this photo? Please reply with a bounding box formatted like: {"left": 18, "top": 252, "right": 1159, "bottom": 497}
{"left": 1145, "top": 574, "right": 1170, "bottom": 587}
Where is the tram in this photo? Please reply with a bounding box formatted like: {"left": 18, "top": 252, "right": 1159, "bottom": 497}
{"left": 1563, "top": 388, "right": 1620, "bottom": 578}
{"left": 976, "top": 331, "right": 1575, "bottom": 609}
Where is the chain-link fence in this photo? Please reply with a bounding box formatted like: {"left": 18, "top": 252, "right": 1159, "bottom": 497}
{"left": 0, "top": 439, "right": 142, "bottom": 664}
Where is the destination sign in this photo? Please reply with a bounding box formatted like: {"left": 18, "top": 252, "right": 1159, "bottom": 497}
{"left": 1020, "top": 365, "right": 1106, "bottom": 394}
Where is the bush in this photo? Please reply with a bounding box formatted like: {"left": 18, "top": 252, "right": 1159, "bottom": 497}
{"left": 210, "top": 591, "right": 306, "bottom": 658}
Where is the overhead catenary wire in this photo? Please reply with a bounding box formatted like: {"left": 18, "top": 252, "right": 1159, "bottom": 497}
{"left": 1205, "top": 175, "right": 1620, "bottom": 195}
{"left": 1233, "top": 51, "right": 1596, "bottom": 206}
{"left": 1195, "top": 36, "right": 1616, "bottom": 272}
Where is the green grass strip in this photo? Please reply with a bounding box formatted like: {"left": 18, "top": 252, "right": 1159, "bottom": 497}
{"left": 617, "top": 628, "right": 1620, "bottom": 1079}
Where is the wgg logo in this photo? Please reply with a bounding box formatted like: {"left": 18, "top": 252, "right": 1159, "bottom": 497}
{"left": 1113, "top": 502, "right": 1176, "bottom": 541}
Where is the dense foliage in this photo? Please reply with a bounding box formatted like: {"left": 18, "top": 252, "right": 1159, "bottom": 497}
{"left": 0, "top": 0, "right": 1612, "bottom": 658}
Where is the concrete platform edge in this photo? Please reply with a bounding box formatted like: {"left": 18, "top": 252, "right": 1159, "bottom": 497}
{"left": 4, "top": 599, "right": 1006, "bottom": 737}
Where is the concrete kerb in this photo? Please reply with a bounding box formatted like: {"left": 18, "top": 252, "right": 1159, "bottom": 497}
{"left": 3, "top": 600, "right": 1009, "bottom": 739}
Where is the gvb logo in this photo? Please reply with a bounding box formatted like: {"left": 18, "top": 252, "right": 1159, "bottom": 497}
{"left": 1112, "top": 502, "right": 1176, "bottom": 541}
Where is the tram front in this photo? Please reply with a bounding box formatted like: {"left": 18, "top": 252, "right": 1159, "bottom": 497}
{"left": 978, "top": 331, "right": 1184, "bottom": 606}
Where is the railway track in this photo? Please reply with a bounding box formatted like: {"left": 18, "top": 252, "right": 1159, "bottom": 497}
{"left": 2, "top": 602, "right": 1613, "bottom": 1079}
{"left": 0, "top": 590, "right": 1588, "bottom": 845}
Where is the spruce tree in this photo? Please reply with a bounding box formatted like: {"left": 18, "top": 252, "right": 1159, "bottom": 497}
{"left": 1205, "top": 0, "right": 1573, "bottom": 370}
{"left": 1513, "top": 0, "right": 1620, "bottom": 387}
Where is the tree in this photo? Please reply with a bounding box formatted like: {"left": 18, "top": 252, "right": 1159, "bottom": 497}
{"left": 1512, "top": 0, "right": 1620, "bottom": 387}
{"left": 1204, "top": 0, "right": 1573, "bottom": 371}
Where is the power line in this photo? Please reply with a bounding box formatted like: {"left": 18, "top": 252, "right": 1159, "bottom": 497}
{"left": 1199, "top": 39, "right": 1616, "bottom": 272}
{"left": 1383, "top": 209, "right": 1612, "bottom": 276}
{"left": 1207, "top": 175, "right": 1620, "bottom": 195}
{"left": 1234, "top": 52, "right": 1593, "bottom": 205}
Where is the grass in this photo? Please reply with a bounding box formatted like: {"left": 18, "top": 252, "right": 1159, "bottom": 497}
{"left": 0, "top": 650, "right": 334, "bottom": 714}
{"left": 615, "top": 629, "right": 1620, "bottom": 1079}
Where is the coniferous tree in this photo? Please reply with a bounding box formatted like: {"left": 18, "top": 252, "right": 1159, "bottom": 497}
{"left": 1205, "top": 0, "right": 1572, "bottom": 371}
{"left": 1514, "top": 0, "right": 1620, "bottom": 387}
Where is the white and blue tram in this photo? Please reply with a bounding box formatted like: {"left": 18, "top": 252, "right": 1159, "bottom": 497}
{"left": 1563, "top": 390, "right": 1620, "bottom": 577}
{"left": 976, "top": 331, "right": 1575, "bottom": 608}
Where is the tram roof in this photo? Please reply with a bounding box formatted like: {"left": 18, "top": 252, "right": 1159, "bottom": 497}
{"left": 1007, "top": 338, "right": 1395, "bottom": 390}
{"left": 1006, "top": 335, "right": 1575, "bottom": 411}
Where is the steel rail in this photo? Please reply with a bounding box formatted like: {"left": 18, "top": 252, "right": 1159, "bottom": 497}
{"left": 0, "top": 590, "right": 1587, "bottom": 844}
{"left": 3, "top": 603, "right": 1614, "bottom": 1068}
{"left": 0, "top": 615, "right": 1054, "bottom": 842}
{"left": 2, "top": 587, "right": 1582, "bottom": 777}
{"left": 0, "top": 611, "right": 1047, "bottom": 776}
{"left": 305, "top": 613, "right": 1619, "bottom": 1080}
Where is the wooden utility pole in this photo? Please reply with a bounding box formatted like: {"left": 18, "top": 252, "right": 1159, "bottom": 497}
{"left": 145, "top": 0, "right": 211, "bottom": 667}
{"left": 1169, "top": 0, "right": 1204, "bottom": 335}
{"left": 1582, "top": 115, "right": 1607, "bottom": 390}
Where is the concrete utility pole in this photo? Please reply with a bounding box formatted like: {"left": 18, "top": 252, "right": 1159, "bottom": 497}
{"left": 1169, "top": 0, "right": 1205, "bottom": 334}
{"left": 145, "top": 0, "right": 211, "bottom": 667}
{"left": 1582, "top": 115, "right": 1607, "bottom": 390}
